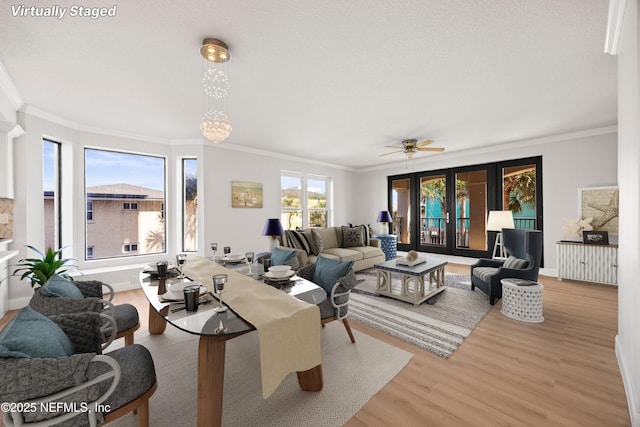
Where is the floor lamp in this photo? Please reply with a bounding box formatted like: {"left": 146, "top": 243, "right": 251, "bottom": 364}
{"left": 487, "top": 210, "right": 514, "bottom": 261}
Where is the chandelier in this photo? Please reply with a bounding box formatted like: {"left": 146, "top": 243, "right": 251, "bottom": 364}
{"left": 200, "top": 38, "right": 232, "bottom": 143}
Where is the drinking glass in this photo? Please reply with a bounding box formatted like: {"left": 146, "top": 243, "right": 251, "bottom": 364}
{"left": 210, "top": 242, "right": 218, "bottom": 260}
{"left": 245, "top": 251, "right": 255, "bottom": 275}
{"left": 212, "top": 274, "right": 228, "bottom": 313}
{"left": 176, "top": 253, "right": 187, "bottom": 280}
{"left": 223, "top": 246, "right": 231, "bottom": 256}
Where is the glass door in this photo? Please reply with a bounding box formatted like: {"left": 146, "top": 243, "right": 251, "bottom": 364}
{"left": 452, "top": 168, "right": 492, "bottom": 257}
{"left": 417, "top": 172, "right": 448, "bottom": 253}
{"left": 388, "top": 175, "right": 416, "bottom": 251}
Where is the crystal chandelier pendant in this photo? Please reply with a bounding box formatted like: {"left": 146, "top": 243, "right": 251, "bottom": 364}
{"left": 200, "top": 38, "right": 231, "bottom": 143}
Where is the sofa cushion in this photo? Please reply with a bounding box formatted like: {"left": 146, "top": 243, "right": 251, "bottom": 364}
{"left": 322, "top": 247, "right": 364, "bottom": 262}
{"left": 341, "top": 226, "right": 364, "bottom": 248}
{"left": 349, "top": 245, "right": 383, "bottom": 259}
{"left": 311, "top": 229, "right": 324, "bottom": 254}
{"left": 312, "top": 256, "right": 354, "bottom": 294}
{"left": 313, "top": 227, "right": 339, "bottom": 249}
{"left": 285, "top": 230, "right": 315, "bottom": 255}
{"left": 0, "top": 306, "right": 74, "bottom": 359}
{"left": 41, "top": 274, "right": 84, "bottom": 299}
{"left": 503, "top": 256, "right": 529, "bottom": 269}
{"left": 349, "top": 224, "right": 371, "bottom": 246}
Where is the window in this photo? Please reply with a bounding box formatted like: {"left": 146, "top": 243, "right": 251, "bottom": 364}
{"left": 43, "top": 139, "right": 61, "bottom": 251}
{"left": 86, "top": 201, "right": 94, "bottom": 221}
{"left": 85, "top": 148, "right": 166, "bottom": 260}
{"left": 281, "top": 172, "right": 331, "bottom": 229}
{"left": 182, "top": 159, "right": 198, "bottom": 252}
{"left": 122, "top": 243, "right": 139, "bottom": 253}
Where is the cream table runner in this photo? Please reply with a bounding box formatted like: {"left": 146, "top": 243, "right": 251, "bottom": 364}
{"left": 182, "top": 256, "right": 322, "bottom": 398}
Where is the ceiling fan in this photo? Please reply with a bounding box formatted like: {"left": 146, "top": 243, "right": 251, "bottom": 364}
{"left": 380, "top": 139, "right": 445, "bottom": 159}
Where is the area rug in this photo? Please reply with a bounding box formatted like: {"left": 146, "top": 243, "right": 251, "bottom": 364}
{"left": 348, "top": 270, "right": 491, "bottom": 358}
{"left": 108, "top": 321, "right": 412, "bottom": 427}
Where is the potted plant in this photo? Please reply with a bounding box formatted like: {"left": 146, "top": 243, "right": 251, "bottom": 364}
{"left": 12, "top": 246, "right": 76, "bottom": 288}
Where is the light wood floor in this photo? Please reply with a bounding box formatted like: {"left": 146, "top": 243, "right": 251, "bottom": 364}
{"left": 0, "top": 264, "right": 629, "bottom": 426}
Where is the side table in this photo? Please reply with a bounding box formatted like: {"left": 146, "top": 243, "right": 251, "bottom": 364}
{"left": 500, "top": 278, "right": 544, "bottom": 323}
{"left": 373, "top": 234, "right": 397, "bottom": 261}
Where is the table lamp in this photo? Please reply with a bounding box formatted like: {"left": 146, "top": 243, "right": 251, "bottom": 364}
{"left": 262, "top": 218, "right": 284, "bottom": 251}
{"left": 376, "top": 210, "right": 393, "bottom": 235}
{"left": 486, "top": 210, "right": 514, "bottom": 260}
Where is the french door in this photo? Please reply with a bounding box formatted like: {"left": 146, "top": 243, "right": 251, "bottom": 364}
{"left": 388, "top": 156, "right": 542, "bottom": 259}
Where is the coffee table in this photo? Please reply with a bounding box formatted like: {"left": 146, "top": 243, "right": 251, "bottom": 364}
{"left": 139, "top": 268, "right": 326, "bottom": 427}
{"left": 374, "top": 258, "right": 448, "bottom": 305}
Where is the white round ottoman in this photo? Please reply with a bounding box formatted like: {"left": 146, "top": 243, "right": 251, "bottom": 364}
{"left": 500, "top": 278, "right": 544, "bottom": 323}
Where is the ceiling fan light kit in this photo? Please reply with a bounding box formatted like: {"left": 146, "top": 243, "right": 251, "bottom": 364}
{"left": 380, "top": 138, "right": 445, "bottom": 159}
{"left": 200, "top": 38, "right": 232, "bottom": 143}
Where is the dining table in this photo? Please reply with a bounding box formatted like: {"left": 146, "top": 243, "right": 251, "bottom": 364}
{"left": 139, "top": 258, "right": 327, "bottom": 427}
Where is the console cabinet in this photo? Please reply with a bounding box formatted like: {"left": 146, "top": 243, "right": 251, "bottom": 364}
{"left": 556, "top": 241, "right": 618, "bottom": 285}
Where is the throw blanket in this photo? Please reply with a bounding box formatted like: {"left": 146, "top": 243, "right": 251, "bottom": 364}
{"left": 182, "top": 257, "right": 322, "bottom": 398}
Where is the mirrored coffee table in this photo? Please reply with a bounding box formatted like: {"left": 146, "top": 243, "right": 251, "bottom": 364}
{"left": 374, "top": 258, "right": 448, "bottom": 305}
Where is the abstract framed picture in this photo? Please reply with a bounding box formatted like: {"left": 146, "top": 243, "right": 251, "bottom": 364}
{"left": 578, "top": 186, "right": 618, "bottom": 235}
{"left": 231, "top": 181, "right": 263, "bottom": 208}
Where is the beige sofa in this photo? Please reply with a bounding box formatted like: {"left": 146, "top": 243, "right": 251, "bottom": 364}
{"left": 282, "top": 226, "right": 385, "bottom": 272}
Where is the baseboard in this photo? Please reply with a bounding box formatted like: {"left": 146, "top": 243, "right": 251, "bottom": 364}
{"left": 616, "top": 334, "right": 640, "bottom": 426}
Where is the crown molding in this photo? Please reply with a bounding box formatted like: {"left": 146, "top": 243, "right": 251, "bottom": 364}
{"left": 605, "top": 0, "right": 628, "bottom": 55}
{"left": 21, "top": 105, "right": 170, "bottom": 145}
{"left": 358, "top": 125, "right": 618, "bottom": 173}
{"left": 0, "top": 61, "right": 24, "bottom": 110}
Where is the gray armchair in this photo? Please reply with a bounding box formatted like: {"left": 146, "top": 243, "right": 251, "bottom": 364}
{"left": 297, "top": 263, "right": 358, "bottom": 343}
{"left": 0, "top": 310, "right": 157, "bottom": 427}
{"left": 29, "top": 279, "right": 140, "bottom": 345}
{"left": 470, "top": 229, "right": 543, "bottom": 305}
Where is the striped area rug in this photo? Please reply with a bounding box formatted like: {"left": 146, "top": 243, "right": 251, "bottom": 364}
{"left": 348, "top": 272, "right": 491, "bottom": 358}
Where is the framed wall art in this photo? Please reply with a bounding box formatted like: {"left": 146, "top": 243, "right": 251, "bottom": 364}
{"left": 578, "top": 186, "right": 618, "bottom": 235}
{"left": 231, "top": 181, "right": 263, "bottom": 208}
{"left": 582, "top": 230, "right": 609, "bottom": 245}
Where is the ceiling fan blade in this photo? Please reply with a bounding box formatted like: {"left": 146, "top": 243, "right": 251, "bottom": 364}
{"left": 417, "top": 147, "right": 445, "bottom": 152}
{"left": 416, "top": 139, "right": 433, "bottom": 147}
{"left": 379, "top": 150, "right": 405, "bottom": 157}
{"left": 384, "top": 145, "right": 403, "bottom": 149}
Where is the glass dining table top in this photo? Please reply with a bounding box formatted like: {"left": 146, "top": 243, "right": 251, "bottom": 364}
{"left": 139, "top": 269, "right": 326, "bottom": 337}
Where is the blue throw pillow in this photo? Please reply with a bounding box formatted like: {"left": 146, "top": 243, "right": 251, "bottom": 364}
{"left": 0, "top": 306, "right": 74, "bottom": 358}
{"left": 312, "top": 256, "right": 354, "bottom": 294}
{"left": 271, "top": 246, "right": 297, "bottom": 266}
{"left": 41, "top": 274, "right": 83, "bottom": 298}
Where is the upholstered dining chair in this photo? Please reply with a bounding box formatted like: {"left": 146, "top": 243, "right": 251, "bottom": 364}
{"left": 0, "top": 308, "right": 157, "bottom": 427}
{"left": 297, "top": 256, "right": 358, "bottom": 343}
{"left": 29, "top": 275, "right": 140, "bottom": 346}
{"left": 470, "top": 228, "right": 544, "bottom": 305}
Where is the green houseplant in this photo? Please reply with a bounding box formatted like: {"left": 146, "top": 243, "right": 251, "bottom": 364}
{"left": 12, "top": 246, "right": 76, "bottom": 288}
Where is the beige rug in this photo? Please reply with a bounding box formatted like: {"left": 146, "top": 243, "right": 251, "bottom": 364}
{"left": 108, "top": 322, "right": 412, "bottom": 427}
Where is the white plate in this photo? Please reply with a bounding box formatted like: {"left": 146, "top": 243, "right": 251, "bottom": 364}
{"left": 264, "top": 270, "right": 296, "bottom": 280}
{"left": 223, "top": 254, "right": 245, "bottom": 262}
{"left": 161, "top": 281, "right": 206, "bottom": 301}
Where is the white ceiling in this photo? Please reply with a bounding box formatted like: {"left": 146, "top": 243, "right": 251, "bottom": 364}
{"left": 0, "top": 0, "right": 617, "bottom": 169}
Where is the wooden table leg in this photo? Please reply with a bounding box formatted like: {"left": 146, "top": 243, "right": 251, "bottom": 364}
{"left": 198, "top": 335, "right": 226, "bottom": 427}
{"left": 148, "top": 305, "right": 168, "bottom": 335}
{"left": 296, "top": 364, "right": 323, "bottom": 391}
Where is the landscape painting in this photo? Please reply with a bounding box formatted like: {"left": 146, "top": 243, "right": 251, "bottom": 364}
{"left": 232, "top": 181, "right": 263, "bottom": 208}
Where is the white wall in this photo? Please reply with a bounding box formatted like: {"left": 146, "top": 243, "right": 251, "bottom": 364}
{"left": 352, "top": 130, "right": 618, "bottom": 273}
{"left": 615, "top": 0, "right": 640, "bottom": 424}
{"left": 6, "top": 111, "right": 356, "bottom": 308}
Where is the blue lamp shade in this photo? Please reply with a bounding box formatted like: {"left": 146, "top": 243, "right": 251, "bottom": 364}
{"left": 376, "top": 210, "right": 393, "bottom": 223}
{"left": 262, "top": 218, "right": 284, "bottom": 237}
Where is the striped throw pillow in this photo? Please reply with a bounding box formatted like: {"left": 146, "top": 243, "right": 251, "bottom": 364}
{"left": 504, "top": 256, "right": 528, "bottom": 269}
{"left": 285, "top": 230, "right": 314, "bottom": 255}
